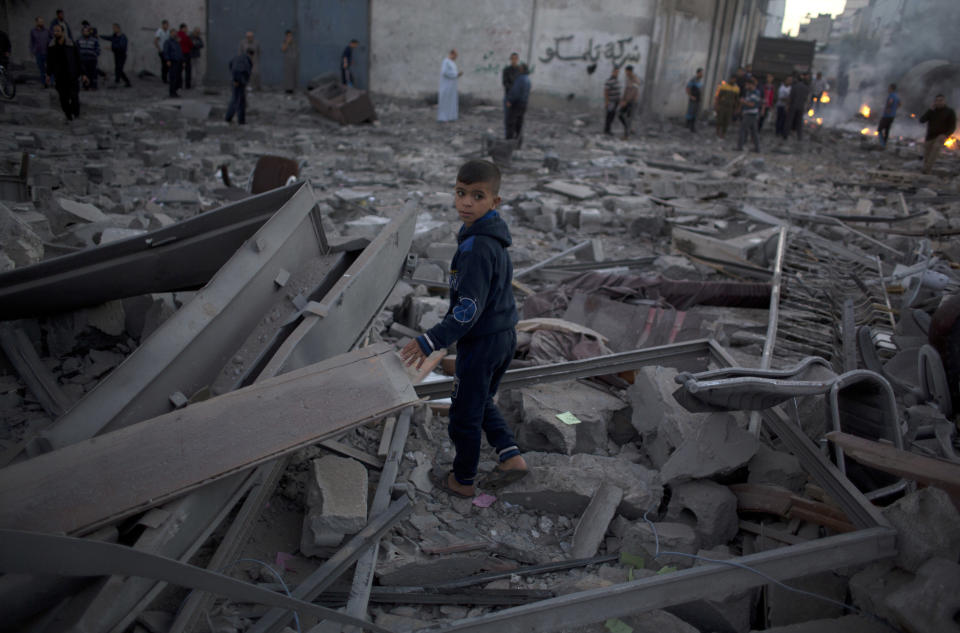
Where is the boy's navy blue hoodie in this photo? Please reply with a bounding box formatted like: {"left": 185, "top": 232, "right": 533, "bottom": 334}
{"left": 417, "top": 210, "right": 518, "bottom": 354}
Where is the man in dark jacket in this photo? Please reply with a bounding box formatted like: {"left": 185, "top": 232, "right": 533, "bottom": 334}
{"left": 225, "top": 51, "right": 252, "bottom": 124}
{"left": 46, "top": 23, "right": 82, "bottom": 120}
{"left": 501, "top": 52, "right": 520, "bottom": 136}
{"left": 76, "top": 25, "right": 99, "bottom": 90}
{"left": 505, "top": 63, "right": 530, "bottom": 145}
{"left": 401, "top": 160, "right": 527, "bottom": 498}
{"left": 163, "top": 28, "right": 183, "bottom": 97}
{"left": 919, "top": 94, "right": 957, "bottom": 174}
{"left": 787, "top": 73, "right": 810, "bottom": 140}
{"left": 100, "top": 23, "right": 130, "bottom": 87}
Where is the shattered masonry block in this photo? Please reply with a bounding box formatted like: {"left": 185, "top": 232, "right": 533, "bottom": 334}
{"left": 425, "top": 242, "right": 457, "bottom": 261}
{"left": 344, "top": 215, "right": 390, "bottom": 240}
{"left": 748, "top": 444, "right": 806, "bottom": 492}
{"left": 497, "top": 452, "right": 661, "bottom": 519}
{"left": 660, "top": 413, "right": 758, "bottom": 484}
{"left": 848, "top": 562, "right": 913, "bottom": 625}
{"left": 577, "top": 208, "right": 606, "bottom": 233}
{"left": 628, "top": 366, "right": 702, "bottom": 468}
{"left": 543, "top": 180, "right": 595, "bottom": 200}
{"left": 668, "top": 545, "right": 755, "bottom": 632}
{"left": 411, "top": 219, "right": 451, "bottom": 256}
{"left": 881, "top": 486, "right": 960, "bottom": 573}
{"left": 619, "top": 520, "right": 699, "bottom": 569}
{"left": 302, "top": 456, "right": 368, "bottom": 554}
{"left": 506, "top": 382, "right": 629, "bottom": 455}
{"left": 407, "top": 296, "right": 448, "bottom": 331}
{"left": 665, "top": 480, "right": 738, "bottom": 548}
{"left": 885, "top": 557, "right": 960, "bottom": 633}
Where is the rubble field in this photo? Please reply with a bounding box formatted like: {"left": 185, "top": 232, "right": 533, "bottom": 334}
{"left": 1, "top": 79, "right": 959, "bottom": 633}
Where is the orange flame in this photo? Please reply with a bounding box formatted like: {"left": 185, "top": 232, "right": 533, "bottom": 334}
{"left": 807, "top": 108, "right": 815, "bottom": 117}
{"left": 945, "top": 135, "right": 958, "bottom": 149}
{"left": 860, "top": 128, "right": 870, "bottom": 135}
{"left": 859, "top": 104, "right": 871, "bottom": 117}
{"left": 820, "top": 92, "right": 830, "bottom": 104}
{"left": 816, "top": 117, "right": 823, "bottom": 125}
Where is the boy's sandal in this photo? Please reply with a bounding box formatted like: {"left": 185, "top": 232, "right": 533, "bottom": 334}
{"left": 428, "top": 467, "right": 473, "bottom": 499}
{"left": 478, "top": 466, "right": 529, "bottom": 492}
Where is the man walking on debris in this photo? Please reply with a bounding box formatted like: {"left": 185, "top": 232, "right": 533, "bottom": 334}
{"left": 505, "top": 63, "right": 530, "bottom": 146}
{"left": 685, "top": 68, "right": 703, "bottom": 132}
{"left": 100, "top": 23, "right": 131, "bottom": 87}
{"left": 225, "top": 49, "right": 253, "bottom": 125}
{"left": 46, "top": 23, "right": 82, "bottom": 120}
{"left": 154, "top": 19, "right": 169, "bottom": 83}
{"left": 877, "top": 83, "right": 900, "bottom": 148}
{"left": 618, "top": 65, "right": 641, "bottom": 139}
{"left": 401, "top": 160, "right": 528, "bottom": 498}
{"left": 76, "top": 24, "right": 100, "bottom": 90}
{"left": 502, "top": 52, "right": 521, "bottom": 136}
{"left": 919, "top": 94, "right": 957, "bottom": 174}
{"left": 713, "top": 73, "right": 740, "bottom": 139}
{"left": 775, "top": 74, "right": 792, "bottom": 139}
{"left": 603, "top": 66, "right": 620, "bottom": 135}
{"left": 163, "top": 27, "right": 183, "bottom": 98}
{"left": 737, "top": 76, "right": 761, "bottom": 152}
{"left": 30, "top": 17, "right": 49, "bottom": 88}
{"left": 341, "top": 39, "right": 358, "bottom": 86}
{"left": 787, "top": 72, "right": 810, "bottom": 141}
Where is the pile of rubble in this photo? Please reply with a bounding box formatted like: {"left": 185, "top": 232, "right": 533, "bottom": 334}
{"left": 1, "top": 79, "right": 959, "bottom": 633}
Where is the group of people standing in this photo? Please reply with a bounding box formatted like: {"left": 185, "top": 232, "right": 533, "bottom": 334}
{"left": 154, "top": 19, "right": 205, "bottom": 98}
{"left": 27, "top": 9, "right": 137, "bottom": 121}
{"left": 603, "top": 65, "right": 642, "bottom": 139}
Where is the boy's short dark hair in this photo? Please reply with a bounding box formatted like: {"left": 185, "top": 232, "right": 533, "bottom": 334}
{"left": 625, "top": 65, "right": 633, "bottom": 72}
{"left": 457, "top": 160, "right": 501, "bottom": 195}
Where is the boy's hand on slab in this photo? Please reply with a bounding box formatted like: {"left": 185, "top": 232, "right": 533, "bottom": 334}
{"left": 400, "top": 339, "right": 426, "bottom": 369}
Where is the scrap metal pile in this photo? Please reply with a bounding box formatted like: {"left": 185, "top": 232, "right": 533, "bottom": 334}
{"left": 1, "top": 81, "right": 959, "bottom": 633}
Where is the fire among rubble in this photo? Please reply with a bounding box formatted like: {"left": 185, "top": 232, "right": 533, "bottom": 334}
{"left": 859, "top": 104, "right": 871, "bottom": 118}
{"left": 944, "top": 132, "right": 959, "bottom": 149}
{"left": 807, "top": 109, "right": 814, "bottom": 117}
{"left": 820, "top": 92, "right": 830, "bottom": 104}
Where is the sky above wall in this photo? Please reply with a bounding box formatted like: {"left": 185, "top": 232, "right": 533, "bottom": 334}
{"left": 782, "top": 0, "right": 846, "bottom": 36}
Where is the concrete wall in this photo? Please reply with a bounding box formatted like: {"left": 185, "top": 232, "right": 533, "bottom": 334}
{"left": 6, "top": 0, "right": 205, "bottom": 83}
{"left": 368, "top": 0, "right": 656, "bottom": 109}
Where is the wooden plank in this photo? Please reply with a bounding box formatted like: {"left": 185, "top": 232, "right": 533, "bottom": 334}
{"left": 730, "top": 483, "right": 855, "bottom": 533}
{"left": 738, "top": 520, "right": 808, "bottom": 546}
{"left": 570, "top": 482, "right": 623, "bottom": 559}
{"left": 0, "top": 344, "right": 417, "bottom": 535}
{"left": 0, "top": 326, "right": 73, "bottom": 418}
{"left": 826, "top": 431, "right": 960, "bottom": 498}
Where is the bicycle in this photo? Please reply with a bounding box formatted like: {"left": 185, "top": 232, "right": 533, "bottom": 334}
{"left": 0, "top": 63, "right": 15, "bottom": 99}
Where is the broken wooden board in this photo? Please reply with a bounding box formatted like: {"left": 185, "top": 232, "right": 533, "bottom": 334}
{"left": 0, "top": 344, "right": 417, "bottom": 535}
{"left": 826, "top": 431, "right": 960, "bottom": 500}
{"left": 730, "top": 483, "right": 855, "bottom": 533}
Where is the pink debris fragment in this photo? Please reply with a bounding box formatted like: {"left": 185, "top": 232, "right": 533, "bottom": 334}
{"left": 472, "top": 493, "right": 497, "bottom": 508}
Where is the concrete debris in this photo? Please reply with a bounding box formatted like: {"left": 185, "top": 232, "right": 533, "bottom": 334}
{"left": 848, "top": 562, "right": 914, "bottom": 625}
{"left": 618, "top": 519, "right": 699, "bottom": 569}
{"left": 570, "top": 481, "right": 623, "bottom": 559}
{"left": 0, "top": 202, "right": 44, "bottom": 267}
{"left": 660, "top": 413, "right": 759, "bottom": 484}
{"left": 628, "top": 366, "right": 705, "bottom": 468}
{"left": 751, "top": 615, "right": 892, "bottom": 633}
{"left": 665, "top": 480, "right": 739, "bottom": 549}
{"left": 498, "top": 452, "right": 662, "bottom": 519}
{"left": 881, "top": 486, "right": 960, "bottom": 573}
{"left": 502, "top": 381, "right": 630, "bottom": 455}
{"left": 747, "top": 444, "right": 807, "bottom": 493}
{"left": 885, "top": 557, "right": 960, "bottom": 633}
{"left": 301, "top": 455, "right": 369, "bottom": 555}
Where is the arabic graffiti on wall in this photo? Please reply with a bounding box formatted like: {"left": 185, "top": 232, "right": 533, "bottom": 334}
{"left": 539, "top": 34, "right": 642, "bottom": 70}
{"left": 474, "top": 50, "right": 501, "bottom": 75}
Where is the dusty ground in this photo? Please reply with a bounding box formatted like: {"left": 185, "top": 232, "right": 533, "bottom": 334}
{"left": 2, "top": 75, "right": 960, "bottom": 633}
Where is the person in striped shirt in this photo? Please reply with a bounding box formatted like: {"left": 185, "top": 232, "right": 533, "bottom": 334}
{"left": 603, "top": 66, "right": 621, "bottom": 135}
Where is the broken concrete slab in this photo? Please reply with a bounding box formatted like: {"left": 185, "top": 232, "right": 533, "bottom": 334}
{"left": 497, "top": 452, "right": 661, "bottom": 519}
{"left": 571, "top": 481, "right": 623, "bottom": 559}
{"left": 660, "top": 413, "right": 759, "bottom": 484}
{"left": 885, "top": 557, "right": 960, "bottom": 633}
{"left": 56, "top": 197, "right": 107, "bottom": 224}
{"left": 0, "top": 203, "right": 44, "bottom": 268}
{"left": 881, "top": 486, "right": 960, "bottom": 573}
{"left": 504, "top": 381, "right": 629, "bottom": 455}
{"left": 345, "top": 215, "right": 391, "bottom": 240}
{"left": 302, "top": 455, "right": 369, "bottom": 553}
{"left": 665, "top": 480, "right": 738, "bottom": 548}
{"left": 628, "top": 366, "right": 703, "bottom": 468}
{"left": 748, "top": 444, "right": 807, "bottom": 493}
{"left": 543, "top": 180, "right": 595, "bottom": 200}
{"left": 665, "top": 545, "right": 755, "bottom": 633}
{"left": 847, "top": 561, "right": 913, "bottom": 626}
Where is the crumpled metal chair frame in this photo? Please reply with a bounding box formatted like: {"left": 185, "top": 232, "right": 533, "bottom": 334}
{"left": 674, "top": 357, "right": 908, "bottom": 500}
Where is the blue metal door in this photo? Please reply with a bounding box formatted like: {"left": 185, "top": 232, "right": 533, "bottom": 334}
{"left": 207, "top": 0, "right": 297, "bottom": 86}
{"left": 297, "top": 0, "right": 370, "bottom": 89}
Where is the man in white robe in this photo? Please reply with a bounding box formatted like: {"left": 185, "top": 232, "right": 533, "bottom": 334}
{"left": 438, "top": 49, "right": 461, "bottom": 122}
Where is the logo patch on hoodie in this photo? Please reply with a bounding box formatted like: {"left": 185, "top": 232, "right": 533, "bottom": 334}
{"left": 453, "top": 297, "right": 478, "bottom": 324}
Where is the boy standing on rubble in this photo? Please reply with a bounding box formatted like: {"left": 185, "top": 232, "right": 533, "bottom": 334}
{"left": 401, "top": 160, "right": 528, "bottom": 498}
